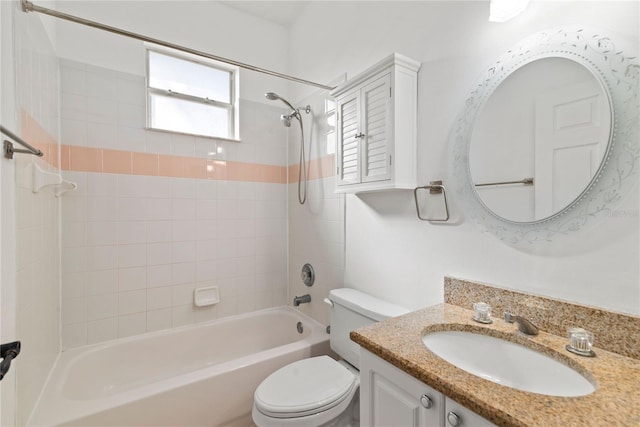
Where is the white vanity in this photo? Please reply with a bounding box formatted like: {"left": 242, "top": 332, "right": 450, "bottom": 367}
{"left": 360, "top": 348, "right": 495, "bottom": 427}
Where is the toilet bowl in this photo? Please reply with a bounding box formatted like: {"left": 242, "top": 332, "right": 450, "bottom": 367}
{"left": 252, "top": 356, "right": 359, "bottom": 427}
{"left": 252, "top": 289, "right": 408, "bottom": 427}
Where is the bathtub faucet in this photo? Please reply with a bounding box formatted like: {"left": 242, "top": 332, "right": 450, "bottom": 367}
{"left": 293, "top": 294, "right": 311, "bottom": 306}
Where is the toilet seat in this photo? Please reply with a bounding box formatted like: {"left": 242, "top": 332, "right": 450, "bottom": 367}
{"left": 254, "top": 356, "right": 357, "bottom": 418}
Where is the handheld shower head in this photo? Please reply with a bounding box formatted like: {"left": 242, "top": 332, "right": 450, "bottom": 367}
{"left": 264, "top": 92, "right": 297, "bottom": 112}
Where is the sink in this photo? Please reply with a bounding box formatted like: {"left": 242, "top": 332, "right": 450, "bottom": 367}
{"left": 422, "top": 330, "right": 595, "bottom": 397}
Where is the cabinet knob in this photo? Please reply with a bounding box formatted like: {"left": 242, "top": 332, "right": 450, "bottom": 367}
{"left": 447, "top": 411, "right": 461, "bottom": 426}
{"left": 354, "top": 132, "right": 365, "bottom": 139}
{"left": 419, "top": 394, "right": 433, "bottom": 409}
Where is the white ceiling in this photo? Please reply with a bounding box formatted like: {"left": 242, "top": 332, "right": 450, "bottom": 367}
{"left": 219, "top": 1, "right": 310, "bottom": 28}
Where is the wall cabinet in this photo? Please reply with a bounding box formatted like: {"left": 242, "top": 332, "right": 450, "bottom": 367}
{"left": 331, "top": 53, "right": 420, "bottom": 193}
{"left": 361, "top": 349, "right": 496, "bottom": 427}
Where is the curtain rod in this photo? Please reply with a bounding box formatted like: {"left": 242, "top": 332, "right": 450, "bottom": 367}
{"left": 21, "top": 0, "right": 335, "bottom": 91}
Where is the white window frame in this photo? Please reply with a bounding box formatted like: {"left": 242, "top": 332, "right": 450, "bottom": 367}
{"left": 145, "top": 44, "right": 240, "bottom": 141}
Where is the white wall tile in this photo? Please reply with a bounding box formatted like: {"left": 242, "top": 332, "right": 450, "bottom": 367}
{"left": 147, "top": 198, "right": 172, "bottom": 220}
{"left": 86, "top": 69, "right": 118, "bottom": 101}
{"left": 87, "top": 270, "right": 118, "bottom": 295}
{"left": 87, "top": 245, "right": 118, "bottom": 270}
{"left": 118, "top": 267, "right": 146, "bottom": 292}
{"left": 118, "top": 197, "right": 148, "bottom": 221}
{"left": 172, "top": 262, "right": 196, "bottom": 285}
{"left": 87, "top": 97, "right": 118, "bottom": 125}
{"left": 146, "top": 309, "right": 172, "bottom": 332}
{"left": 118, "top": 221, "right": 147, "bottom": 244}
{"left": 62, "top": 272, "right": 87, "bottom": 299}
{"left": 87, "top": 318, "right": 118, "bottom": 344}
{"left": 147, "top": 265, "right": 173, "bottom": 288}
{"left": 62, "top": 323, "right": 87, "bottom": 349}
{"left": 62, "top": 297, "right": 87, "bottom": 325}
{"left": 87, "top": 293, "right": 118, "bottom": 321}
{"left": 172, "top": 199, "right": 195, "bottom": 220}
{"left": 172, "top": 305, "right": 195, "bottom": 327}
{"left": 117, "top": 74, "right": 145, "bottom": 106}
{"left": 172, "top": 241, "right": 195, "bottom": 263}
{"left": 118, "top": 313, "right": 146, "bottom": 338}
{"left": 119, "top": 244, "right": 147, "bottom": 268}
{"left": 117, "top": 175, "right": 147, "bottom": 198}
{"left": 147, "top": 221, "right": 172, "bottom": 243}
{"left": 195, "top": 240, "right": 217, "bottom": 261}
{"left": 87, "top": 121, "right": 118, "bottom": 148}
{"left": 87, "top": 196, "right": 118, "bottom": 221}
{"left": 147, "top": 242, "right": 172, "bottom": 265}
{"left": 118, "top": 290, "right": 147, "bottom": 315}
{"left": 172, "top": 283, "right": 196, "bottom": 307}
{"left": 147, "top": 287, "right": 172, "bottom": 311}
{"left": 87, "top": 221, "right": 118, "bottom": 246}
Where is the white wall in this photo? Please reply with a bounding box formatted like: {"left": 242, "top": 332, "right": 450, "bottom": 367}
{"left": 52, "top": 0, "right": 291, "bottom": 104}
{"left": 289, "top": 1, "right": 640, "bottom": 314}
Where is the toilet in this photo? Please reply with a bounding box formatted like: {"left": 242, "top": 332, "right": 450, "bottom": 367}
{"left": 252, "top": 288, "right": 409, "bottom": 427}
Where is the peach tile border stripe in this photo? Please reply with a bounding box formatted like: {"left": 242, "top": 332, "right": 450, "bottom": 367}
{"left": 61, "top": 144, "right": 290, "bottom": 183}
{"left": 61, "top": 144, "right": 336, "bottom": 184}
{"left": 22, "top": 109, "right": 335, "bottom": 184}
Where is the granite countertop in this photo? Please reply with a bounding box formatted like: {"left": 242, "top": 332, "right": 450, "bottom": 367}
{"left": 350, "top": 303, "right": 640, "bottom": 427}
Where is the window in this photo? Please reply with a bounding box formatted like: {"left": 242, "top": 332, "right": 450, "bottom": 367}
{"left": 146, "top": 47, "right": 239, "bottom": 140}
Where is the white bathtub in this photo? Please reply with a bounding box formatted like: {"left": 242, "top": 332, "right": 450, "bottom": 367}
{"left": 29, "top": 307, "right": 331, "bottom": 427}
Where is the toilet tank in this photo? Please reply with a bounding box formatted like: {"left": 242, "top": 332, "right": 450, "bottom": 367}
{"left": 328, "top": 288, "right": 409, "bottom": 369}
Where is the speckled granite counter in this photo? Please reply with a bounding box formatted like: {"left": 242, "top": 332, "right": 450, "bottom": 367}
{"left": 351, "top": 303, "right": 640, "bottom": 427}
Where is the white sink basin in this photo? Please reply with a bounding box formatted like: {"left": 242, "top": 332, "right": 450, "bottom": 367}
{"left": 422, "top": 330, "right": 595, "bottom": 397}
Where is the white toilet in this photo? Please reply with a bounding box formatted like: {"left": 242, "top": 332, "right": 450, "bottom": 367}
{"left": 252, "top": 288, "right": 409, "bottom": 427}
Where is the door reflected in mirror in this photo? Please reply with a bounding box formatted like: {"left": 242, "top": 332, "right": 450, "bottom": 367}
{"left": 469, "top": 57, "right": 611, "bottom": 222}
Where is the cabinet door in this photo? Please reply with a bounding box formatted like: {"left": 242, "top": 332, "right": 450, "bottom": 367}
{"left": 444, "top": 398, "right": 496, "bottom": 427}
{"left": 361, "top": 73, "right": 392, "bottom": 184}
{"left": 361, "top": 349, "right": 443, "bottom": 427}
{"left": 336, "top": 90, "right": 361, "bottom": 186}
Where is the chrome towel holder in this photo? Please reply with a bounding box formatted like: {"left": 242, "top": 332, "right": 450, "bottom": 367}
{"left": 414, "top": 180, "right": 450, "bottom": 222}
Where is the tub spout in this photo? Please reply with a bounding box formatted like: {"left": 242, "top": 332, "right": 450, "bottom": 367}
{"left": 293, "top": 294, "right": 311, "bottom": 306}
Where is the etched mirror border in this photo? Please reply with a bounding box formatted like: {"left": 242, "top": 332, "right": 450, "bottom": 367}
{"left": 453, "top": 27, "right": 639, "bottom": 244}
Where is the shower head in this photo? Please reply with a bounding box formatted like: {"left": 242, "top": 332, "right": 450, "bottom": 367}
{"left": 264, "top": 92, "right": 297, "bottom": 112}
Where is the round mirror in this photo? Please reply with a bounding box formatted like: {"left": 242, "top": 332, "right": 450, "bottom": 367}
{"left": 469, "top": 57, "right": 612, "bottom": 222}
{"left": 453, "top": 27, "right": 639, "bottom": 244}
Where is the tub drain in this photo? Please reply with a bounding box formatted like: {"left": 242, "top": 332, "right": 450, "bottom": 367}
{"left": 296, "top": 322, "right": 304, "bottom": 334}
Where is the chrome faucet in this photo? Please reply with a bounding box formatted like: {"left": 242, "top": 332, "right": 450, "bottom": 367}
{"left": 504, "top": 312, "right": 539, "bottom": 335}
{"left": 293, "top": 294, "right": 311, "bottom": 306}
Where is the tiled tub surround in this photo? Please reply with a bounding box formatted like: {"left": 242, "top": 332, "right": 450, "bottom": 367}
{"left": 351, "top": 303, "right": 640, "bottom": 427}
{"left": 59, "top": 59, "right": 292, "bottom": 348}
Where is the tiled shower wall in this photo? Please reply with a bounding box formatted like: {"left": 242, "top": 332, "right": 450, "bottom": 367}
{"left": 60, "top": 59, "right": 289, "bottom": 348}
{"left": 288, "top": 90, "right": 345, "bottom": 327}
{"left": 13, "top": 7, "right": 61, "bottom": 425}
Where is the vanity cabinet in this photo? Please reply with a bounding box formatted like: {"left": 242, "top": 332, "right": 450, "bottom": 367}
{"left": 330, "top": 53, "right": 420, "bottom": 193}
{"left": 360, "top": 349, "right": 496, "bottom": 427}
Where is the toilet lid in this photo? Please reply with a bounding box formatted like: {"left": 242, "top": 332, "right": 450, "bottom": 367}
{"left": 254, "top": 356, "right": 357, "bottom": 418}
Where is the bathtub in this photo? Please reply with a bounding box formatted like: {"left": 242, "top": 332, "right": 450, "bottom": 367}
{"left": 29, "top": 307, "right": 331, "bottom": 427}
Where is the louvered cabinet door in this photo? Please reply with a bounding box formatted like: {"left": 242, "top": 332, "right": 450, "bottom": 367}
{"left": 361, "top": 74, "right": 392, "bottom": 183}
{"left": 336, "top": 91, "right": 361, "bottom": 186}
